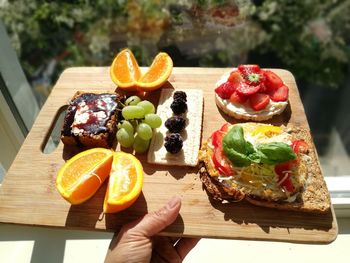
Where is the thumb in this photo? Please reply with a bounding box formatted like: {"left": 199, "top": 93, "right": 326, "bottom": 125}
{"left": 133, "top": 195, "right": 181, "bottom": 237}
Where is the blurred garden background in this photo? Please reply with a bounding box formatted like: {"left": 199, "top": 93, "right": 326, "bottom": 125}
{"left": 1, "top": 0, "right": 350, "bottom": 161}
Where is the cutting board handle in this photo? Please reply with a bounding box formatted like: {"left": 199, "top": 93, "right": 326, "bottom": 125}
{"left": 39, "top": 104, "right": 67, "bottom": 155}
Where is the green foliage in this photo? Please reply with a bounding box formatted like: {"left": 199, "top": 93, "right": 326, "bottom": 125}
{"left": 0, "top": 0, "right": 349, "bottom": 90}
{"left": 254, "top": 0, "right": 350, "bottom": 88}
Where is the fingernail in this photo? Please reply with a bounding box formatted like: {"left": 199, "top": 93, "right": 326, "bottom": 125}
{"left": 167, "top": 195, "right": 180, "bottom": 209}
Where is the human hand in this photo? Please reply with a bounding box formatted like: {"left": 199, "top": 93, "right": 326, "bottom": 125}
{"left": 104, "top": 196, "right": 200, "bottom": 263}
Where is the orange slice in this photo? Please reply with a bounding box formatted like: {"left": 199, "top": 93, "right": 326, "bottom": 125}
{"left": 56, "top": 148, "right": 113, "bottom": 205}
{"left": 110, "top": 48, "right": 142, "bottom": 90}
{"left": 103, "top": 152, "right": 144, "bottom": 213}
{"left": 136, "top": 52, "right": 173, "bottom": 91}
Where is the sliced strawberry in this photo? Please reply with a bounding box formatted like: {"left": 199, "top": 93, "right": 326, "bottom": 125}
{"left": 228, "top": 70, "right": 242, "bottom": 84}
{"left": 258, "top": 82, "right": 267, "bottom": 93}
{"left": 229, "top": 91, "right": 248, "bottom": 104}
{"left": 220, "top": 123, "right": 230, "bottom": 132}
{"left": 236, "top": 81, "right": 260, "bottom": 96}
{"left": 268, "top": 85, "right": 289, "bottom": 102}
{"left": 249, "top": 93, "right": 270, "bottom": 111}
{"left": 212, "top": 147, "right": 234, "bottom": 176}
{"left": 211, "top": 130, "right": 225, "bottom": 148}
{"left": 275, "top": 161, "right": 295, "bottom": 192}
{"left": 244, "top": 72, "right": 264, "bottom": 87}
{"left": 215, "top": 81, "right": 236, "bottom": 99}
{"left": 264, "top": 70, "right": 283, "bottom": 91}
{"left": 238, "top": 64, "right": 261, "bottom": 75}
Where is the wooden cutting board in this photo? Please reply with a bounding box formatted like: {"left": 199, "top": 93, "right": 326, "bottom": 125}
{"left": 0, "top": 67, "right": 337, "bottom": 244}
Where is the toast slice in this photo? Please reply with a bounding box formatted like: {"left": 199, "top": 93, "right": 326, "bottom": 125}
{"left": 198, "top": 123, "right": 331, "bottom": 214}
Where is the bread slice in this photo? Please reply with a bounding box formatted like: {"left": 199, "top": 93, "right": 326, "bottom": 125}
{"left": 198, "top": 123, "right": 331, "bottom": 214}
{"left": 61, "top": 91, "right": 124, "bottom": 148}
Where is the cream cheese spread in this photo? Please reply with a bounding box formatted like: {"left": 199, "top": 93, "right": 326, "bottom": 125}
{"left": 215, "top": 72, "right": 288, "bottom": 119}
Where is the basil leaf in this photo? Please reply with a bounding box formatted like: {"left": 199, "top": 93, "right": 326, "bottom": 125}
{"left": 255, "top": 142, "right": 297, "bottom": 165}
{"left": 223, "top": 147, "right": 252, "bottom": 167}
{"left": 222, "top": 126, "right": 246, "bottom": 153}
{"left": 223, "top": 126, "right": 252, "bottom": 167}
{"left": 247, "top": 152, "right": 261, "bottom": 163}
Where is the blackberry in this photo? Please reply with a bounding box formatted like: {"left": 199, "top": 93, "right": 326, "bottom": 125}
{"left": 165, "top": 116, "right": 186, "bottom": 133}
{"left": 170, "top": 99, "right": 187, "bottom": 114}
{"left": 173, "top": 91, "right": 187, "bottom": 102}
{"left": 164, "top": 133, "right": 183, "bottom": 154}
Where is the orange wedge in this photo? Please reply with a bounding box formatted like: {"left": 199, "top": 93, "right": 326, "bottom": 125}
{"left": 103, "top": 152, "right": 144, "bottom": 213}
{"left": 136, "top": 52, "right": 173, "bottom": 91}
{"left": 110, "top": 48, "right": 142, "bottom": 90}
{"left": 56, "top": 148, "right": 113, "bottom": 205}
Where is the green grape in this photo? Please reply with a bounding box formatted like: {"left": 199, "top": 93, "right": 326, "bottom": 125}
{"left": 116, "top": 128, "right": 134, "bottom": 148}
{"left": 122, "top": 106, "right": 145, "bottom": 119}
{"left": 117, "top": 120, "right": 134, "bottom": 134}
{"left": 125, "top": 96, "right": 141, "bottom": 106}
{"left": 137, "top": 123, "right": 153, "bottom": 140}
{"left": 133, "top": 135, "right": 150, "bottom": 153}
{"left": 137, "top": 100, "right": 155, "bottom": 114}
{"left": 144, "top": 114, "right": 162, "bottom": 128}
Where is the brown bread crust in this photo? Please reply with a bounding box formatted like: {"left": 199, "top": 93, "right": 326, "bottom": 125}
{"left": 198, "top": 124, "right": 331, "bottom": 214}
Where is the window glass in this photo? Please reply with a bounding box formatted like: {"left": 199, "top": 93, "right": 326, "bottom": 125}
{"left": 0, "top": 0, "right": 349, "bottom": 180}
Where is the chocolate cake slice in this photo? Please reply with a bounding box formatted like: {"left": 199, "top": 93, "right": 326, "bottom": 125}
{"left": 61, "top": 92, "right": 124, "bottom": 148}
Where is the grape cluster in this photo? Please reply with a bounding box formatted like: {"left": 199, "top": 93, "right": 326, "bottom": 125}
{"left": 117, "top": 96, "right": 162, "bottom": 153}
{"left": 164, "top": 91, "right": 187, "bottom": 154}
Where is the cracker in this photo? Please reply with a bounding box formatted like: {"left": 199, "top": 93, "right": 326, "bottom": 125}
{"left": 147, "top": 89, "right": 204, "bottom": 166}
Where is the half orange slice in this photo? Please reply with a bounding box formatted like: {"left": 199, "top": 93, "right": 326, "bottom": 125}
{"left": 136, "top": 52, "right": 173, "bottom": 91}
{"left": 110, "top": 48, "right": 142, "bottom": 90}
{"left": 56, "top": 148, "right": 113, "bottom": 205}
{"left": 103, "top": 152, "right": 144, "bottom": 213}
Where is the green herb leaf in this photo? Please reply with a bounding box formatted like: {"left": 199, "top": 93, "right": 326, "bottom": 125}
{"left": 223, "top": 126, "right": 253, "bottom": 167}
{"left": 255, "top": 142, "right": 297, "bottom": 165}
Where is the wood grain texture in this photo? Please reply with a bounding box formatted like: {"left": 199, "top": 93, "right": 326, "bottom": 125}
{"left": 0, "top": 67, "right": 337, "bottom": 244}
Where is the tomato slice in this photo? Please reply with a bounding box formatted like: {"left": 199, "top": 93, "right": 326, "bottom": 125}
{"left": 220, "top": 123, "right": 230, "bottom": 132}
{"left": 291, "top": 140, "right": 309, "bottom": 155}
{"left": 290, "top": 140, "right": 309, "bottom": 164}
{"left": 275, "top": 161, "right": 295, "bottom": 192}
{"left": 212, "top": 147, "right": 234, "bottom": 176}
{"left": 211, "top": 130, "right": 225, "bottom": 148}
